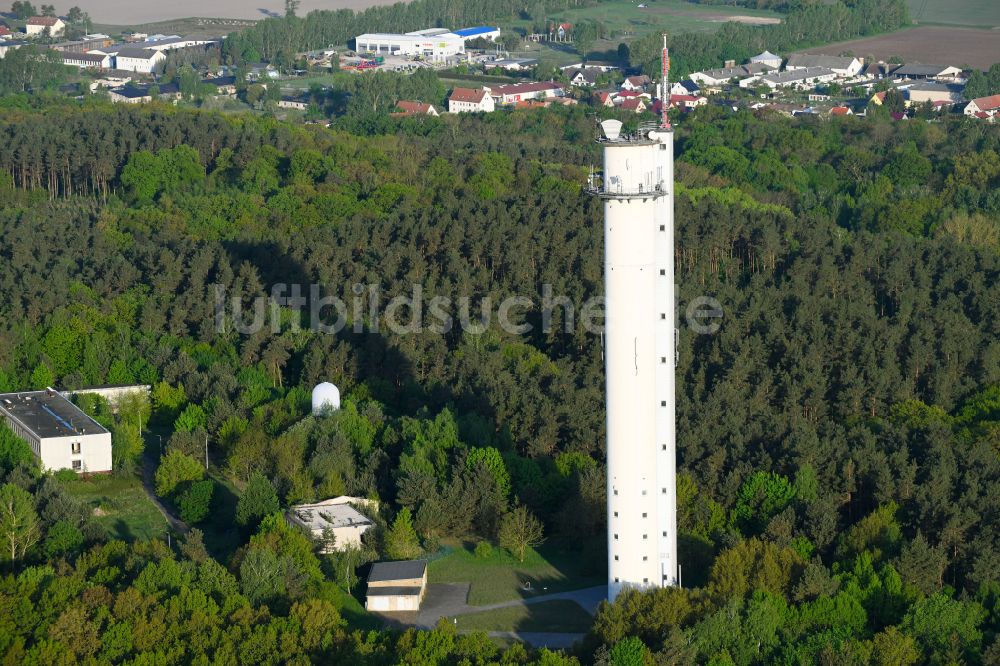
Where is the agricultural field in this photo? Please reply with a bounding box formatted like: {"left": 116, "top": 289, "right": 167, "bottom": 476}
{"left": 504, "top": 0, "right": 782, "bottom": 40}
{"left": 795, "top": 26, "right": 1000, "bottom": 69}
{"left": 907, "top": 0, "right": 1000, "bottom": 28}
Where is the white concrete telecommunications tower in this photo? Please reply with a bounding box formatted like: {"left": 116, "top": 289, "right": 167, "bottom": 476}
{"left": 590, "top": 35, "right": 677, "bottom": 601}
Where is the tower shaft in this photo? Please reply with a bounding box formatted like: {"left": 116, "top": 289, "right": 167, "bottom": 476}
{"left": 600, "top": 126, "right": 677, "bottom": 602}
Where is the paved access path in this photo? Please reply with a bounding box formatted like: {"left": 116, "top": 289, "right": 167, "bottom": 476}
{"left": 139, "top": 455, "right": 189, "bottom": 535}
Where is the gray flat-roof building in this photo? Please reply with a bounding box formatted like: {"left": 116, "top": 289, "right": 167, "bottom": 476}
{"left": 0, "top": 390, "right": 112, "bottom": 473}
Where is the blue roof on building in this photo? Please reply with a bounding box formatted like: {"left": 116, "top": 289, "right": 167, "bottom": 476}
{"left": 453, "top": 26, "right": 498, "bottom": 37}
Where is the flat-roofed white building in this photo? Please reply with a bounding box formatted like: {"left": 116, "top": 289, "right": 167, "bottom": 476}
{"left": 287, "top": 496, "right": 375, "bottom": 552}
{"left": 0, "top": 390, "right": 112, "bottom": 474}
{"left": 354, "top": 32, "right": 464, "bottom": 60}
{"left": 62, "top": 52, "right": 111, "bottom": 69}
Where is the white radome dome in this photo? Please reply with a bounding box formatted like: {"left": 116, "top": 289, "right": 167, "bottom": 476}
{"left": 311, "top": 382, "right": 341, "bottom": 415}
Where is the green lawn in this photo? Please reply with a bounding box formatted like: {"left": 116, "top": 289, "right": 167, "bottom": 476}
{"left": 907, "top": 0, "right": 1000, "bottom": 28}
{"left": 504, "top": 0, "right": 783, "bottom": 40}
{"left": 428, "top": 541, "right": 604, "bottom": 606}
{"left": 61, "top": 474, "right": 168, "bottom": 542}
{"left": 456, "top": 600, "right": 594, "bottom": 633}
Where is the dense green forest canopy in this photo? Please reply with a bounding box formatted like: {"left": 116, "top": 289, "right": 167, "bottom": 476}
{"left": 0, "top": 98, "right": 998, "bottom": 664}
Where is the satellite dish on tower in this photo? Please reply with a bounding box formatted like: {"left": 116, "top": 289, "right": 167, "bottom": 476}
{"left": 600, "top": 119, "right": 623, "bottom": 140}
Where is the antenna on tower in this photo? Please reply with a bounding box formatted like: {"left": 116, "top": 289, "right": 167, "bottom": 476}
{"left": 661, "top": 34, "right": 671, "bottom": 130}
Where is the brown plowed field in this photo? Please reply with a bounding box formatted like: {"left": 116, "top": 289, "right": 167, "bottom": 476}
{"left": 795, "top": 26, "right": 1000, "bottom": 70}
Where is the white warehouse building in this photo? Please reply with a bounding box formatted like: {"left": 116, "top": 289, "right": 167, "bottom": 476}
{"left": 0, "top": 390, "right": 112, "bottom": 474}
{"left": 354, "top": 32, "right": 465, "bottom": 60}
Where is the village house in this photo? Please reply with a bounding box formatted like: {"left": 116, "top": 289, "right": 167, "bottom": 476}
{"left": 561, "top": 61, "right": 621, "bottom": 73}
{"left": 448, "top": 87, "right": 494, "bottom": 113}
{"left": 393, "top": 100, "right": 440, "bottom": 116}
{"left": 277, "top": 96, "right": 309, "bottom": 110}
{"left": 669, "top": 94, "right": 707, "bottom": 109}
{"left": 0, "top": 40, "right": 26, "bottom": 57}
{"left": 621, "top": 75, "right": 652, "bottom": 92}
{"left": 749, "top": 50, "right": 782, "bottom": 69}
{"left": 567, "top": 68, "right": 600, "bottom": 87}
{"left": 669, "top": 80, "right": 700, "bottom": 96}
{"left": 861, "top": 61, "right": 901, "bottom": 80}
{"left": 829, "top": 106, "right": 853, "bottom": 116}
{"left": 892, "top": 63, "right": 964, "bottom": 82}
{"left": 114, "top": 48, "right": 166, "bottom": 74}
{"left": 689, "top": 63, "right": 774, "bottom": 88}
{"left": 964, "top": 94, "right": 1000, "bottom": 119}
{"left": 108, "top": 82, "right": 181, "bottom": 104}
{"left": 491, "top": 81, "right": 565, "bottom": 105}
{"left": 785, "top": 54, "right": 862, "bottom": 78}
{"left": 618, "top": 98, "right": 646, "bottom": 114}
{"left": 594, "top": 91, "right": 615, "bottom": 108}
{"left": 905, "top": 81, "right": 965, "bottom": 105}
{"left": 62, "top": 52, "right": 110, "bottom": 69}
{"left": 757, "top": 67, "right": 838, "bottom": 90}
{"left": 202, "top": 76, "right": 237, "bottom": 96}
{"left": 25, "top": 16, "right": 64, "bottom": 37}
{"left": 487, "top": 58, "right": 537, "bottom": 72}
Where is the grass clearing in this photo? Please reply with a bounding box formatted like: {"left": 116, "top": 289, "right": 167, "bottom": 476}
{"left": 456, "top": 600, "right": 594, "bottom": 633}
{"left": 907, "top": 0, "right": 1000, "bottom": 28}
{"left": 428, "top": 540, "right": 604, "bottom": 606}
{"left": 61, "top": 474, "right": 168, "bottom": 542}
{"left": 504, "top": 0, "right": 783, "bottom": 40}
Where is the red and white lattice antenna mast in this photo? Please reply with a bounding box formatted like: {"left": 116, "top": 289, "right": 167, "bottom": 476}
{"left": 661, "top": 34, "right": 671, "bottom": 129}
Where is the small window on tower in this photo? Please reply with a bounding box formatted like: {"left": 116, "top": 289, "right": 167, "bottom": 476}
{"left": 662, "top": 531, "right": 667, "bottom": 537}
{"left": 662, "top": 445, "right": 666, "bottom": 451}
{"left": 659, "top": 225, "right": 665, "bottom": 231}
{"left": 615, "top": 577, "right": 620, "bottom": 583}
{"left": 660, "top": 313, "right": 666, "bottom": 320}
{"left": 643, "top": 534, "right": 648, "bottom": 540}
{"left": 614, "top": 534, "right": 619, "bottom": 540}
{"left": 642, "top": 512, "right": 647, "bottom": 518}
{"left": 643, "top": 577, "right": 649, "bottom": 583}
{"left": 643, "top": 556, "right": 648, "bottom": 561}
{"left": 614, "top": 511, "right": 618, "bottom": 517}
{"left": 661, "top": 357, "right": 666, "bottom": 363}
{"left": 614, "top": 555, "right": 619, "bottom": 561}
{"left": 662, "top": 488, "right": 667, "bottom": 494}
{"left": 72, "top": 460, "right": 81, "bottom": 471}
{"left": 71, "top": 441, "right": 81, "bottom": 454}
{"left": 661, "top": 401, "right": 667, "bottom": 407}
{"left": 660, "top": 269, "right": 666, "bottom": 275}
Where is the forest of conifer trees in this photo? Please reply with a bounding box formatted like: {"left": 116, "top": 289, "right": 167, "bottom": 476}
{"left": 0, "top": 91, "right": 997, "bottom": 664}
